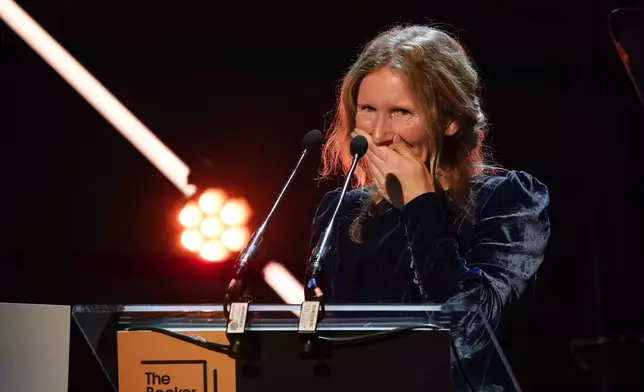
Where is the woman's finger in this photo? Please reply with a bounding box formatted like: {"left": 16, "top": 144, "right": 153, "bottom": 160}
{"left": 391, "top": 134, "right": 419, "bottom": 162}
{"left": 366, "top": 148, "right": 386, "bottom": 166}
{"left": 366, "top": 155, "right": 386, "bottom": 188}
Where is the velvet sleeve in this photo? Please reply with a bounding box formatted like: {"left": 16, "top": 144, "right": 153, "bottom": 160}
{"left": 303, "top": 189, "right": 342, "bottom": 298}
{"left": 306, "top": 189, "right": 341, "bottom": 254}
{"left": 401, "top": 171, "right": 551, "bottom": 354}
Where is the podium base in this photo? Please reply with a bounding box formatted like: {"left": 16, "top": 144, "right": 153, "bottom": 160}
{"left": 117, "top": 329, "right": 452, "bottom": 392}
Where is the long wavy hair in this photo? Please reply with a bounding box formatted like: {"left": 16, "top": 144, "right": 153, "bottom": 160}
{"left": 319, "top": 25, "right": 498, "bottom": 242}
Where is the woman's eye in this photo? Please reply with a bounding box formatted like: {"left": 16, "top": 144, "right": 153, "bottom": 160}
{"left": 358, "top": 105, "right": 375, "bottom": 112}
{"left": 393, "top": 108, "right": 411, "bottom": 116}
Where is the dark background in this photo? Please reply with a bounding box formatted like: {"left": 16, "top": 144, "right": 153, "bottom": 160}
{"left": 2, "top": 1, "right": 643, "bottom": 391}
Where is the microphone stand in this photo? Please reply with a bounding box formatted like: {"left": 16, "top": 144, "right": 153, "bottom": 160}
{"left": 223, "top": 149, "right": 308, "bottom": 359}
{"left": 299, "top": 135, "right": 367, "bottom": 357}
{"left": 305, "top": 155, "right": 360, "bottom": 301}
{"left": 222, "top": 129, "right": 322, "bottom": 359}
{"left": 224, "top": 147, "right": 309, "bottom": 310}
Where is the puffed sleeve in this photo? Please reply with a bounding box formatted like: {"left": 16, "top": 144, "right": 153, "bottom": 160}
{"left": 401, "top": 171, "right": 551, "bottom": 354}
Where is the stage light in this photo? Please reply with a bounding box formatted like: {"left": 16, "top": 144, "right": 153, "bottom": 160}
{"left": 178, "top": 202, "right": 202, "bottom": 228}
{"left": 200, "top": 217, "right": 224, "bottom": 238}
{"left": 220, "top": 227, "right": 250, "bottom": 252}
{"left": 179, "top": 188, "right": 252, "bottom": 263}
{"left": 199, "top": 240, "right": 229, "bottom": 262}
{"left": 180, "top": 229, "right": 204, "bottom": 252}
{"left": 198, "top": 189, "right": 226, "bottom": 214}
{"left": 219, "top": 198, "right": 251, "bottom": 226}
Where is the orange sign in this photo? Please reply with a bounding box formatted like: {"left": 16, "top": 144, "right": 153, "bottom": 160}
{"left": 117, "top": 330, "right": 235, "bottom": 392}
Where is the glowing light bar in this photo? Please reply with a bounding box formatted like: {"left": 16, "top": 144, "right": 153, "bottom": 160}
{"left": 0, "top": 0, "right": 195, "bottom": 197}
{"left": 263, "top": 261, "right": 304, "bottom": 304}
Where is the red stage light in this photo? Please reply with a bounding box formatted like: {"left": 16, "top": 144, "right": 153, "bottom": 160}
{"left": 178, "top": 188, "right": 252, "bottom": 262}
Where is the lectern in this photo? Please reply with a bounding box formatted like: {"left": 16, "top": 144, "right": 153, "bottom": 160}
{"left": 72, "top": 303, "right": 522, "bottom": 392}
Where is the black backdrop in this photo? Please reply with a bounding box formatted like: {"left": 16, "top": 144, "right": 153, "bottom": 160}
{"left": 2, "top": 1, "right": 643, "bottom": 391}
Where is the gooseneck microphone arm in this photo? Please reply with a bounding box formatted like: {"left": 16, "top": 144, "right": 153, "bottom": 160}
{"left": 228, "top": 148, "right": 307, "bottom": 287}
{"left": 305, "top": 155, "right": 358, "bottom": 298}
{"left": 224, "top": 129, "right": 323, "bottom": 307}
{"left": 306, "top": 135, "right": 368, "bottom": 300}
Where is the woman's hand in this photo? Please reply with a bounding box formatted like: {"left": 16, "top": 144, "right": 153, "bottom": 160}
{"left": 354, "top": 128, "right": 434, "bottom": 209}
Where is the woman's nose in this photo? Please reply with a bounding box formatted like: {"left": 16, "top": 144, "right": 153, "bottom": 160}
{"left": 371, "top": 116, "right": 394, "bottom": 146}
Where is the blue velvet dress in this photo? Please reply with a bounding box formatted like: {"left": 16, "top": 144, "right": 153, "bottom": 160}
{"left": 305, "top": 170, "right": 550, "bottom": 361}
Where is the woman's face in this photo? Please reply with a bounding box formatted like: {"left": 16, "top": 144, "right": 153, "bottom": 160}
{"left": 355, "top": 67, "right": 430, "bottom": 162}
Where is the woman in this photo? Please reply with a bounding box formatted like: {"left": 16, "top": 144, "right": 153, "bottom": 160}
{"left": 306, "top": 25, "right": 551, "bottom": 358}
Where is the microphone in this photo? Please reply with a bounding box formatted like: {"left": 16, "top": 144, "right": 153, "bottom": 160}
{"left": 305, "top": 135, "right": 368, "bottom": 299}
{"left": 225, "top": 129, "right": 323, "bottom": 301}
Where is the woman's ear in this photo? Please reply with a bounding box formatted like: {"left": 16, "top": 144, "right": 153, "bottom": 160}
{"left": 445, "top": 121, "right": 459, "bottom": 136}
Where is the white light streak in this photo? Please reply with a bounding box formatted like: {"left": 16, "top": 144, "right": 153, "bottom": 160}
{"left": 0, "top": 0, "right": 195, "bottom": 197}
{"left": 263, "top": 261, "right": 305, "bottom": 304}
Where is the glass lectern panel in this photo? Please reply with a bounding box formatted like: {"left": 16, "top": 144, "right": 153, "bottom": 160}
{"left": 72, "top": 303, "right": 521, "bottom": 392}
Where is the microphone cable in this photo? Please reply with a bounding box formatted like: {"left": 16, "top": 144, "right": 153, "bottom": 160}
{"left": 124, "top": 327, "right": 230, "bottom": 356}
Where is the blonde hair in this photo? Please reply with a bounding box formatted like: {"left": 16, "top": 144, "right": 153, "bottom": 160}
{"left": 319, "top": 24, "right": 497, "bottom": 242}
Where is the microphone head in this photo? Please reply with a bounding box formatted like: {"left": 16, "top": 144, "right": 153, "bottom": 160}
{"left": 302, "top": 129, "right": 324, "bottom": 151}
{"left": 350, "top": 135, "right": 368, "bottom": 158}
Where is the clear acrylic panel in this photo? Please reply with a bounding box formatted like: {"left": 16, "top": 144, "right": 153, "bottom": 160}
{"left": 72, "top": 303, "right": 522, "bottom": 392}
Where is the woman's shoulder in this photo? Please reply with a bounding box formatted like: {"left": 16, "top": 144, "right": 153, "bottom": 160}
{"left": 469, "top": 169, "right": 550, "bottom": 218}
